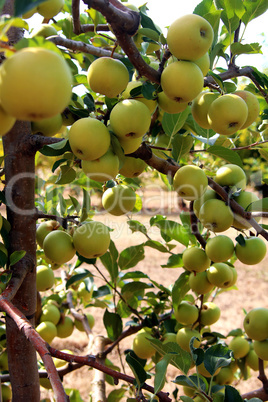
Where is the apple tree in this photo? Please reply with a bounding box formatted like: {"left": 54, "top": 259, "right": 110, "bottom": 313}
{"left": 0, "top": 0, "right": 268, "bottom": 401}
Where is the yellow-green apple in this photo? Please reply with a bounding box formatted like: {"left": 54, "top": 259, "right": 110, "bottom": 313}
{"left": 81, "top": 149, "right": 119, "bottom": 182}
{"left": 191, "top": 92, "right": 219, "bottom": 129}
{"left": 37, "top": 0, "right": 64, "bottom": 19}
{"left": 193, "top": 52, "right": 210, "bottom": 76}
{"left": 36, "top": 321, "right": 57, "bottom": 343}
{"left": 207, "top": 94, "right": 248, "bottom": 135}
{"left": 193, "top": 188, "right": 218, "bottom": 218}
{"left": 31, "top": 23, "right": 58, "bottom": 38}
{"left": 31, "top": 113, "right": 63, "bottom": 136}
{"left": 174, "top": 300, "right": 199, "bottom": 325}
{"left": 119, "top": 136, "right": 142, "bottom": 154}
{"left": 200, "top": 302, "right": 221, "bottom": 326}
{"left": 232, "top": 191, "right": 260, "bottom": 229}
{"left": 74, "top": 313, "right": 95, "bottom": 331}
{"left": 235, "top": 236, "right": 266, "bottom": 265}
{"left": 173, "top": 165, "right": 208, "bottom": 201}
{"left": 189, "top": 271, "right": 214, "bottom": 294}
{"left": 110, "top": 99, "right": 151, "bottom": 139}
{"left": 161, "top": 61, "right": 204, "bottom": 103}
{"left": 1, "top": 384, "right": 12, "bottom": 401}
{"left": 53, "top": 349, "right": 73, "bottom": 368}
{"left": 43, "top": 230, "right": 76, "bottom": 265}
{"left": 132, "top": 330, "right": 155, "bottom": 359}
{"left": 119, "top": 156, "right": 147, "bottom": 178}
{"left": 61, "top": 109, "right": 76, "bottom": 126}
{"left": 122, "top": 81, "right": 157, "bottom": 114}
{"left": 40, "top": 304, "right": 61, "bottom": 325}
{"left": 68, "top": 117, "right": 110, "bottom": 161}
{"left": 124, "top": 2, "right": 139, "bottom": 12}
{"left": 243, "top": 308, "right": 268, "bottom": 341}
{"left": 214, "top": 164, "right": 247, "bottom": 190}
{"left": 207, "top": 262, "right": 234, "bottom": 288}
{"left": 215, "top": 366, "right": 234, "bottom": 385}
{"left": 73, "top": 221, "right": 110, "bottom": 258}
{"left": 245, "top": 348, "right": 260, "bottom": 371}
{"left": 197, "top": 361, "right": 221, "bottom": 377}
{"left": 182, "top": 246, "right": 211, "bottom": 273}
{"left": 0, "top": 105, "right": 15, "bottom": 136}
{"left": 0, "top": 351, "right": 8, "bottom": 371}
{"left": 36, "top": 220, "right": 61, "bottom": 248}
{"left": 36, "top": 265, "right": 55, "bottom": 292}
{"left": 77, "top": 281, "right": 93, "bottom": 302}
{"left": 229, "top": 336, "right": 250, "bottom": 359}
{"left": 0, "top": 47, "right": 72, "bottom": 121}
{"left": 102, "top": 184, "right": 136, "bottom": 216}
{"left": 205, "top": 235, "right": 234, "bottom": 262}
{"left": 162, "top": 332, "right": 177, "bottom": 344}
{"left": 87, "top": 57, "right": 129, "bottom": 98}
{"left": 199, "top": 199, "right": 234, "bottom": 232}
{"left": 253, "top": 340, "right": 268, "bottom": 361}
{"left": 56, "top": 316, "right": 74, "bottom": 338}
{"left": 234, "top": 90, "right": 260, "bottom": 129}
{"left": 166, "top": 14, "right": 214, "bottom": 61}
{"left": 157, "top": 91, "right": 188, "bottom": 114}
{"left": 39, "top": 378, "right": 52, "bottom": 389}
{"left": 23, "top": 7, "right": 37, "bottom": 18}
{"left": 176, "top": 327, "right": 201, "bottom": 352}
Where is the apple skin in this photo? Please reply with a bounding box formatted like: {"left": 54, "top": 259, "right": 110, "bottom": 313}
{"left": 200, "top": 302, "right": 221, "bottom": 326}
{"left": 232, "top": 191, "right": 260, "bottom": 229}
{"left": 215, "top": 164, "right": 247, "bottom": 191}
{"left": 173, "top": 165, "right": 208, "bottom": 201}
{"left": 40, "top": 304, "right": 61, "bottom": 325}
{"left": 68, "top": 117, "right": 111, "bottom": 161}
{"left": 176, "top": 327, "right": 201, "bottom": 352}
{"left": 235, "top": 236, "right": 267, "bottom": 265}
{"left": 74, "top": 313, "right": 95, "bottom": 332}
{"left": 234, "top": 90, "right": 260, "bottom": 129}
{"left": 189, "top": 271, "right": 214, "bottom": 295}
{"left": 0, "top": 105, "right": 16, "bottom": 137}
{"left": 197, "top": 361, "right": 221, "bottom": 377}
{"left": 199, "top": 199, "right": 234, "bottom": 233}
{"left": 132, "top": 330, "right": 155, "bottom": 359}
{"left": 110, "top": 99, "right": 151, "bottom": 139}
{"left": 174, "top": 301, "right": 199, "bottom": 325}
{"left": 166, "top": 14, "right": 214, "bottom": 61}
{"left": 81, "top": 149, "right": 119, "bottom": 182}
{"left": 122, "top": 81, "right": 157, "bottom": 114}
{"left": 43, "top": 230, "right": 76, "bottom": 265}
{"left": 245, "top": 348, "right": 261, "bottom": 371}
{"left": 77, "top": 281, "right": 93, "bottom": 302}
{"left": 162, "top": 332, "right": 177, "bottom": 344}
{"left": 0, "top": 351, "right": 8, "bottom": 371}
{"left": 31, "top": 23, "right": 58, "bottom": 38}
{"left": 253, "top": 340, "right": 268, "bottom": 361}
{"left": 191, "top": 91, "right": 219, "bottom": 129}
{"left": 161, "top": 61, "right": 204, "bottom": 103}
{"left": 87, "top": 57, "right": 129, "bottom": 99}
{"left": 193, "top": 52, "right": 210, "bottom": 76}
{"left": 207, "top": 94, "right": 248, "bottom": 135}
{"left": 31, "top": 113, "right": 63, "bottom": 137}
{"left": 229, "top": 336, "right": 250, "bottom": 359}
{"left": 182, "top": 246, "right": 211, "bottom": 273}
{"left": 193, "top": 188, "right": 218, "bottom": 219}
{"left": 119, "top": 136, "right": 142, "bottom": 154}
{"left": 37, "top": 0, "right": 64, "bottom": 19}
{"left": 215, "top": 366, "right": 234, "bottom": 385}
{"left": 157, "top": 91, "right": 188, "bottom": 114}
{"left": 205, "top": 235, "right": 234, "bottom": 262}
{"left": 0, "top": 47, "right": 72, "bottom": 121}
{"left": 73, "top": 221, "right": 110, "bottom": 259}
{"left": 243, "top": 308, "right": 268, "bottom": 341}
{"left": 1, "top": 384, "right": 12, "bottom": 401}
{"left": 207, "top": 263, "right": 234, "bottom": 288}
{"left": 119, "top": 156, "right": 147, "bottom": 178}
{"left": 36, "top": 220, "right": 62, "bottom": 249}
{"left": 36, "top": 321, "right": 57, "bottom": 343}
{"left": 36, "top": 265, "right": 55, "bottom": 292}
{"left": 102, "top": 185, "right": 136, "bottom": 216}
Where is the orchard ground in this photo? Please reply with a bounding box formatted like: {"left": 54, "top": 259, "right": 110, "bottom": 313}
{"left": 38, "top": 180, "right": 268, "bottom": 400}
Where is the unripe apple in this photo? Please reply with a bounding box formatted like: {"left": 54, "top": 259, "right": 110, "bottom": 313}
{"left": 193, "top": 52, "right": 210, "bottom": 76}
{"left": 166, "top": 14, "right": 214, "bottom": 61}
{"left": 193, "top": 188, "right": 218, "bottom": 218}
{"left": 182, "top": 246, "right": 211, "bottom": 273}
{"left": 53, "top": 349, "right": 74, "bottom": 368}
{"left": 132, "top": 330, "right": 155, "bottom": 359}
{"left": 205, "top": 235, "right": 234, "bottom": 262}
{"left": 229, "top": 336, "right": 250, "bottom": 359}
{"left": 157, "top": 91, "right": 188, "bottom": 114}
{"left": 189, "top": 271, "right": 214, "bottom": 294}
{"left": 253, "top": 339, "right": 268, "bottom": 361}
{"left": 215, "top": 366, "right": 234, "bottom": 385}
{"left": 214, "top": 164, "right": 247, "bottom": 191}
{"left": 243, "top": 308, "right": 268, "bottom": 341}
{"left": 23, "top": 7, "right": 37, "bottom": 18}
{"left": 31, "top": 113, "right": 63, "bottom": 136}
{"left": 246, "top": 347, "right": 263, "bottom": 371}
{"left": 207, "top": 263, "right": 234, "bottom": 288}
{"left": 68, "top": 117, "right": 111, "bottom": 161}
{"left": 200, "top": 302, "right": 221, "bottom": 325}
{"left": 207, "top": 94, "right": 248, "bottom": 135}
{"left": 0, "top": 47, "right": 72, "bottom": 121}
{"left": 199, "top": 199, "right": 234, "bottom": 233}
{"left": 40, "top": 304, "right": 61, "bottom": 325}
{"left": 40, "top": 378, "right": 52, "bottom": 389}
{"left": 77, "top": 281, "right": 93, "bottom": 302}
{"left": 81, "top": 149, "right": 119, "bottom": 182}
{"left": 110, "top": 99, "right": 151, "bottom": 139}
{"left": 37, "top": 0, "right": 64, "bottom": 19}
{"left": 197, "top": 361, "right": 221, "bottom": 377}
{"left": 235, "top": 236, "right": 266, "bottom": 265}
{"left": 161, "top": 61, "right": 204, "bottom": 103}
{"left": 176, "top": 327, "right": 201, "bottom": 352}
{"left": 36, "top": 265, "right": 55, "bottom": 292}
{"left": 119, "top": 156, "right": 147, "bottom": 178}
{"left": 36, "top": 321, "right": 57, "bottom": 343}
{"left": 36, "top": 220, "right": 62, "bottom": 249}
{"left": 102, "top": 185, "right": 136, "bottom": 216}
{"left": 43, "top": 230, "right": 76, "bottom": 265}
{"left": 31, "top": 23, "right": 58, "bottom": 38}
{"left": 73, "top": 221, "right": 110, "bottom": 258}
{"left": 0, "top": 105, "right": 15, "bottom": 136}
{"left": 0, "top": 351, "right": 8, "bottom": 371}
{"left": 173, "top": 165, "right": 208, "bottom": 201}
{"left": 191, "top": 92, "right": 219, "bottom": 129}
{"left": 74, "top": 313, "right": 95, "bottom": 331}
{"left": 232, "top": 191, "right": 260, "bottom": 229}
{"left": 162, "top": 332, "right": 177, "bottom": 344}
{"left": 56, "top": 316, "right": 74, "bottom": 338}
{"left": 122, "top": 81, "right": 157, "bottom": 114}
{"left": 234, "top": 90, "right": 260, "bottom": 129}
{"left": 87, "top": 57, "right": 129, "bottom": 98}
{"left": 174, "top": 301, "right": 199, "bottom": 325}
{"left": 119, "top": 136, "right": 142, "bottom": 154}
{"left": 1, "top": 384, "right": 12, "bottom": 401}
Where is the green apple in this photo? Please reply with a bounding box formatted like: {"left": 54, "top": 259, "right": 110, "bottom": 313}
{"left": 174, "top": 301, "right": 199, "bottom": 325}
{"left": 39, "top": 378, "right": 52, "bottom": 389}
{"left": 253, "top": 339, "right": 268, "bottom": 361}
{"left": 31, "top": 113, "right": 63, "bottom": 136}
{"left": 43, "top": 230, "right": 76, "bottom": 265}
{"left": 199, "top": 199, "right": 234, "bottom": 232}
{"left": 132, "top": 330, "right": 155, "bottom": 359}
{"left": 215, "top": 164, "right": 247, "bottom": 191}
{"left": 31, "top": 23, "right": 58, "bottom": 38}
{"left": 87, "top": 57, "right": 129, "bottom": 98}
{"left": 173, "top": 165, "right": 208, "bottom": 201}
{"left": 193, "top": 52, "right": 210, "bottom": 76}
{"left": 200, "top": 302, "right": 221, "bottom": 326}
{"left": 205, "top": 235, "right": 234, "bottom": 262}
{"left": 161, "top": 61, "right": 204, "bottom": 103}
{"left": 229, "top": 336, "right": 250, "bottom": 359}
{"left": 124, "top": 2, "right": 139, "bottom": 12}
{"left": 0, "top": 105, "right": 16, "bottom": 136}
{"left": 122, "top": 81, "right": 157, "bottom": 114}
{"left": 157, "top": 91, "right": 188, "bottom": 114}
{"left": 36, "top": 321, "right": 57, "bottom": 343}
{"left": 1, "top": 384, "right": 12, "bottom": 401}
{"left": 53, "top": 349, "right": 73, "bottom": 368}
{"left": 246, "top": 347, "right": 263, "bottom": 371}
{"left": 102, "top": 185, "right": 136, "bottom": 216}
{"left": 61, "top": 109, "right": 76, "bottom": 126}
{"left": 207, "top": 263, "right": 234, "bottom": 288}
{"left": 182, "top": 246, "right": 211, "bottom": 273}
{"left": 215, "top": 366, "right": 234, "bottom": 385}
{"left": 235, "top": 236, "right": 266, "bottom": 265}
{"left": 36, "top": 265, "right": 55, "bottom": 292}
{"left": 162, "top": 332, "right": 177, "bottom": 344}
{"left": 176, "top": 327, "right": 201, "bottom": 352}
{"left": 40, "top": 304, "right": 61, "bottom": 325}
{"left": 207, "top": 94, "right": 248, "bottom": 135}
{"left": 0, "top": 351, "right": 8, "bottom": 371}
{"left": 74, "top": 313, "right": 95, "bottom": 332}
{"left": 56, "top": 316, "right": 74, "bottom": 338}
{"left": 191, "top": 91, "right": 219, "bottom": 129}
{"left": 81, "top": 149, "right": 119, "bottom": 182}
{"left": 77, "top": 281, "right": 93, "bottom": 302}
{"left": 243, "top": 308, "right": 268, "bottom": 341}
{"left": 166, "top": 14, "right": 214, "bottom": 61}
{"left": 119, "top": 136, "right": 143, "bottom": 154}
{"left": 232, "top": 191, "right": 260, "bottom": 229}
{"left": 73, "top": 221, "right": 110, "bottom": 258}
{"left": 234, "top": 90, "right": 260, "bottom": 129}
{"left": 197, "top": 361, "right": 221, "bottom": 377}
{"left": 36, "top": 220, "right": 62, "bottom": 249}
{"left": 37, "top": 0, "right": 64, "bottom": 19}
{"left": 23, "top": 7, "right": 37, "bottom": 18}
{"left": 193, "top": 188, "right": 218, "bottom": 218}
{"left": 119, "top": 156, "right": 147, "bottom": 178}
{"left": 189, "top": 271, "right": 214, "bottom": 294}
{"left": 68, "top": 117, "right": 111, "bottom": 161}
{"left": 0, "top": 47, "right": 72, "bottom": 121}
{"left": 110, "top": 99, "right": 151, "bottom": 139}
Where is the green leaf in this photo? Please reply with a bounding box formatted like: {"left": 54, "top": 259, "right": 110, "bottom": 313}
{"left": 107, "top": 389, "right": 125, "bottom": 402}
{"left": 140, "top": 11, "right": 161, "bottom": 35}
{"left": 173, "top": 373, "right": 205, "bottom": 391}
{"left": 127, "top": 220, "right": 147, "bottom": 235}
{"left": 180, "top": 397, "right": 195, "bottom": 402}
{"left": 203, "top": 344, "right": 233, "bottom": 375}
{"left": 55, "top": 165, "right": 76, "bottom": 185}
{"left": 207, "top": 71, "right": 225, "bottom": 91}
{"left": 14, "top": 0, "right": 47, "bottom": 17}
{"left": 126, "top": 352, "right": 147, "bottom": 390}
{"left": 162, "top": 108, "right": 190, "bottom": 138}
{"left": 230, "top": 42, "right": 262, "bottom": 56}
{"left": 144, "top": 240, "right": 170, "bottom": 253}
{"left": 65, "top": 269, "right": 92, "bottom": 288}
{"left": 65, "top": 388, "right": 84, "bottom": 402}
{"left": 171, "top": 134, "right": 194, "bottom": 163}
{"left": 118, "top": 244, "right": 145, "bottom": 270}
{"left": 242, "top": 0, "right": 268, "bottom": 25}
{"left": 103, "top": 309, "right": 122, "bottom": 341}
{"left": 206, "top": 145, "right": 243, "bottom": 168}
{"left": 161, "top": 253, "right": 183, "bottom": 268}
{"left": 154, "top": 220, "right": 190, "bottom": 247}
{"left": 154, "top": 355, "right": 173, "bottom": 394}
{"left": 9, "top": 250, "right": 26, "bottom": 266}
{"left": 224, "top": 385, "right": 243, "bottom": 402}
{"left": 0, "top": 250, "right": 7, "bottom": 268}
{"left": 68, "top": 195, "right": 80, "bottom": 214}
{"left": 80, "top": 188, "right": 91, "bottom": 221}
{"left": 121, "top": 281, "right": 153, "bottom": 294}
{"left": 172, "top": 271, "right": 190, "bottom": 309}
{"left": 194, "top": 0, "right": 222, "bottom": 46}
{"left": 39, "top": 139, "right": 71, "bottom": 157}
{"left": 100, "top": 249, "right": 118, "bottom": 282}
